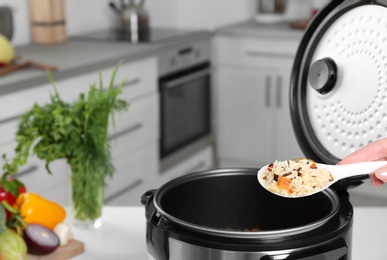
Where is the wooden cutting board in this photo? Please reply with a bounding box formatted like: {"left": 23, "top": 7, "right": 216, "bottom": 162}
{"left": 0, "top": 58, "right": 57, "bottom": 76}
{"left": 27, "top": 239, "right": 85, "bottom": 260}
{"left": 0, "top": 63, "right": 31, "bottom": 76}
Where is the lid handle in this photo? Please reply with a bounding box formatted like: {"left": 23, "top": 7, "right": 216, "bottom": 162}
{"left": 309, "top": 58, "right": 337, "bottom": 94}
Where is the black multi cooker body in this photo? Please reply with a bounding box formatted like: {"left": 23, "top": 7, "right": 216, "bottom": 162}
{"left": 142, "top": 169, "right": 353, "bottom": 260}
{"left": 143, "top": 1, "right": 387, "bottom": 259}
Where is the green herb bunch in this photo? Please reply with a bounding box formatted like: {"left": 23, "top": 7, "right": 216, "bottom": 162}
{"left": 10, "top": 64, "right": 128, "bottom": 221}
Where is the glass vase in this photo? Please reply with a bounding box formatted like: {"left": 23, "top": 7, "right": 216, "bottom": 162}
{"left": 68, "top": 167, "right": 104, "bottom": 229}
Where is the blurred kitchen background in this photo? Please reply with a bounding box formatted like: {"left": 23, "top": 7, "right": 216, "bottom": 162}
{"left": 0, "top": 0, "right": 386, "bottom": 208}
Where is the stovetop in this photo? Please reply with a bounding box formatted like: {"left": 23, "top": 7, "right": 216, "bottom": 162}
{"left": 72, "top": 27, "right": 196, "bottom": 44}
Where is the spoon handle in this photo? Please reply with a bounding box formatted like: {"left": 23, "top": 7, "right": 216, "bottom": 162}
{"left": 317, "top": 161, "right": 387, "bottom": 180}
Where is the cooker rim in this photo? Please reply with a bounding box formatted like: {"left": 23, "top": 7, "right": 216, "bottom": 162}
{"left": 153, "top": 168, "right": 340, "bottom": 239}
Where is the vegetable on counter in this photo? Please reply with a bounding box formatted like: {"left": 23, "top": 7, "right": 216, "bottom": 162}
{"left": 13, "top": 192, "right": 66, "bottom": 230}
{"left": 0, "top": 166, "right": 26, "bottom": 219}
{"left": 24, "top": 224, "right": 60, "bottom": 255}
{"left": 0, "top": 183, "right": 26, "bottom": 207}
{"left": 0, "top": 34, "right": 14, "bottom": 66}
{"left": 53, "top": 222, "right": 73, "bottom": 246}
{"left": 0, "top": 205, "right": 27, "bottom": 260}
{"left": 0, "top": 228, "right": 27, "bottom": 260}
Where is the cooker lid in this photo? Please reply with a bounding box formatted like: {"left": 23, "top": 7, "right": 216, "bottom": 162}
{"left": 291, "top": 1, "right": 387, "bottom": 167}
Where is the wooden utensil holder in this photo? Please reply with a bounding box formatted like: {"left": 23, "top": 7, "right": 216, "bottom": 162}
{"left": 29, "top": 0, "right": 67, "bottom": 45}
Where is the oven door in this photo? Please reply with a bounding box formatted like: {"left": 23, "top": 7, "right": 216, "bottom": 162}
{"left": 160, "top": 63, "right": 211, "bottom": 158}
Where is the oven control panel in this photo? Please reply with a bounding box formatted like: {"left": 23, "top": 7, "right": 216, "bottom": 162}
{"left": 158, "top": 38, "right": 211, "bottom": 77}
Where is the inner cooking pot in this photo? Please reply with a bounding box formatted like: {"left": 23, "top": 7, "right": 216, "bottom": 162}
{"left": 151, "top": 168, "right": 340, "bottom": 238}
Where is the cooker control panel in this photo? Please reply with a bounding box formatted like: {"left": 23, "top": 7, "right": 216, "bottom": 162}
{"left": 158, "top": 37, "right": 211, "bottom": 77}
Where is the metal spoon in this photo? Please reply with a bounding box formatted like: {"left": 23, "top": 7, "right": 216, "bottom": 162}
{"left": 257, "top": 161, "right": 387, "bottom": 198}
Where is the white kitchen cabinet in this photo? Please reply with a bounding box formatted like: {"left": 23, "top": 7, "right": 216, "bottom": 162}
{"left": 108, "top": 92, "right": 159, "bottom": 158}
{"left": 216, "top": 67, "right": 274, "bottom": 165}
{"left": 158, "top": 145, "right": 214, "bottom": 186}
{"left": 213, "top": 32, "right": 304, "bottom": 168}
{"left": 0, "top": 57, "right": 159, "bottom": 206}
{"left": 273, "top": 66, "right": 302, "bottom": 161}
{"left": 105, "top": 143, "right": 158, "bottom": 206}
{"left": 105, "top": 92, "right": 159, "bottom": 206}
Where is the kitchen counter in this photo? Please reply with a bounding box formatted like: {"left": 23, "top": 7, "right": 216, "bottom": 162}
{"left": 0, "top": 41, "right": 159, "bottom": 96}
{"left": 216, "top": 19, "right": 305, "bottom": 40}
{"left": 69, "top": 206, "right": 387, "bottom": 260}
{"left": 0, "top": 30, "right": 212, "bottom": 96}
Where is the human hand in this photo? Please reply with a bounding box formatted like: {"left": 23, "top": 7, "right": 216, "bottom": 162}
{"left": 339, "top": 138, "right": 387, "bottom": 187}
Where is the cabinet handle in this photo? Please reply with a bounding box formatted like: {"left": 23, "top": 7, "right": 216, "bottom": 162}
{"left": 108, "top": 123, "right": 143, "bottom": 141}
{"left": 178, "top": 47, "right": 193, "bottom": 55}
{"left": 104, "top": 179, "right": 143, "bottom": 203}
{"left": 184, "top": 161, "right": 206, "bottom": 175}
{"left": 107, "top": 78, "right": 140, "bottom": 91}
{"left": 0, "top": 114, "right": 20, "bottom": 124}
{"left": 121, "top": 78, "right": 141, "bottom": 88}
{"left": 16, "top": 165, "right": 38, "bottom": 178}
{"left": 276, "top": 76, "right": 282, "bottom": 108}
{"left": 265, "top": 76, "right": 271, "bottom": 107}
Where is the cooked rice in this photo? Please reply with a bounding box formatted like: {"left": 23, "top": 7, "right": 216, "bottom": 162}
{"left": 258, "top": 159, "right": 334, "bottom": 197}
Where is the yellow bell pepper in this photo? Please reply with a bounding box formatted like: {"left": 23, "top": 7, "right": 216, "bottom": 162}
{"left": 13, "top": 192, "right": 66, "bottom": 230}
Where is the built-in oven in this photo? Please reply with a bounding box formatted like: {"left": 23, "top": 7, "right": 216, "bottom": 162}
{"left": 158, "top": 37, "right": 212, "bottom": 172}
{"left": 160, "top": 62, "right": 210, "bottom": 157}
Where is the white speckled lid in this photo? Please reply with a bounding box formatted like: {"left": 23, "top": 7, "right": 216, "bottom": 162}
{"left": 290, "top": 2, "right": 387, "bottom": 167}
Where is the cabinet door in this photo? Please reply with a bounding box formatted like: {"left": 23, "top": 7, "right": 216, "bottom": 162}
{"left": 105, "top": 143, "right": 158, "bottom": 206}
{"left": 159, "top": 145, "right": 214, "bottom": 186}
{"left": 273, "top": 68, "right": 304, "bottom": 160}
{"left": 215, "top": 67, "right": 275, "bottom": 165}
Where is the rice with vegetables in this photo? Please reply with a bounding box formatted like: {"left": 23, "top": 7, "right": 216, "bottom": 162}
{"left": 258, "top": 159, "right": 334, "bottom": 197}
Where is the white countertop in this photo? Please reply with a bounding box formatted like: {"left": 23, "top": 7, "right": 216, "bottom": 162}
{"left": 69, "top": 206, "right": 387, "bottom": 260}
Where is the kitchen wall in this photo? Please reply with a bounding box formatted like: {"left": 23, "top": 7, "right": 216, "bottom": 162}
{"left": 4, "top": 0, "right": 258, "bottom": 46}
{"left": 175, "top": 0, "right": 256, "bottom": 30}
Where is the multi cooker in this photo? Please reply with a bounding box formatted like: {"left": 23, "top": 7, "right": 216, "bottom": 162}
{"left": 142, "top": 169, "right": 353, "bottom": 260}
{"left": 142, "top": 1, "right": 387, "bottom": 259}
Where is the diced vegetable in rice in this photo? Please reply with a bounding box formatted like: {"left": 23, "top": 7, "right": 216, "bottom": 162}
{"left": 258, "top": 159, "right": 334, "bottom": 197}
